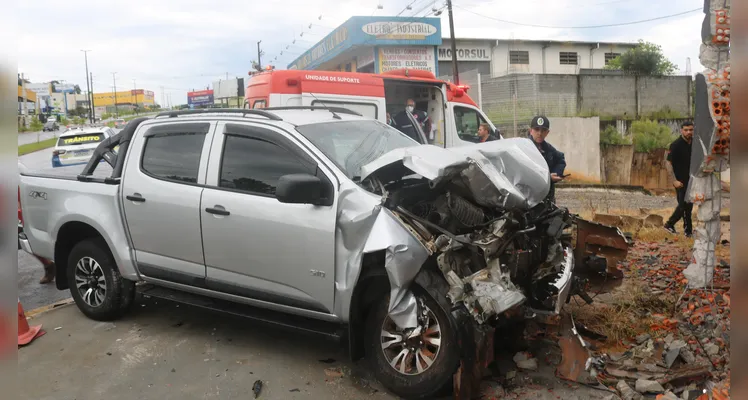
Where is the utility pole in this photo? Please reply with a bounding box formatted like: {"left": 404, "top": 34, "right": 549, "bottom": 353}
{"left": 90, "top": 72, "right": 94, "bottom": 121}
{"left": 160, "top": 86, "right": 165, "bottom": 109}
{"left": 81, "top": 50, "right": 93, "bottom": 123}
{"left": 132, "top": 79, "right": 137, "bottom": 114}
{"left": 257, "top": 41, "right": 263, "bottom": 70}
{"left": 21, "top": 73, "right": 28, "bottom": 127}
{"left": 112, "top": 72, "right": 118, "bottom": 118}
{"left": 446, "top": 0, "right": 459, "bottom": 85}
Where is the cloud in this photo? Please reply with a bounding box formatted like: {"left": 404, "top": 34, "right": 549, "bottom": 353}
{"left": 17, "top": 0, "right": 707, "bottom": 105}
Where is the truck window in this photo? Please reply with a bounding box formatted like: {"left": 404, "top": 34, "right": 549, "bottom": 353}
{"left": 252, "top": 100, "right": 267, "bottom": 109}
{"left": 311, "top": 100, "right": 377, "bottom": 119}
{"left": 219, "top": 135, "right": 311, "bottom": 196}
{"left": 141, "top": 133, "right": 207, "bottom": 183}
{"left": 454, "top": 105, "right": 489, "bottom": 143}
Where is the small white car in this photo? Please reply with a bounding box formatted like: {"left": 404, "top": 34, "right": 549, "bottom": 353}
{"left": 52, "top": 127, "right": 115, "bottom": 168}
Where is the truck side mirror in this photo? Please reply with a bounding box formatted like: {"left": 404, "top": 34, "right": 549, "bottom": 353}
{"left": 276, "top": 173, "right": 324, "bottom": 205}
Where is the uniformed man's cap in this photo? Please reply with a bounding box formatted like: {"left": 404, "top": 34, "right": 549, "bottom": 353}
{"left": 531, "top": 116, "right": 550, "bottom": 130}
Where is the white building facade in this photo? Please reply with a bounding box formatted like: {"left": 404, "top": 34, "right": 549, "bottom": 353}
{"left": 438, "top": 38, "right": 638, "bottom": 80}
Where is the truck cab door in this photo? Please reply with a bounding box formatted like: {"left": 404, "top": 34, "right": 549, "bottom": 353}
{"left": 200, "top": 121, "right": 338, "bottom": 315}
{"left": 121, "top": 121, "right": 216, "bottom": 285}
{"left": 446, "top": 103, "right": 501, "bottom": 147}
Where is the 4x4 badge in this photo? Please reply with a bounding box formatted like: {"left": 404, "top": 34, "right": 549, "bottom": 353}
{"left": 29, "top": 191, "right": 47, "bottom": 200}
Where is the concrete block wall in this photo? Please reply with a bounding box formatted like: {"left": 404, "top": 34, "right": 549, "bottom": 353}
{"left": 479, "top": 73, "right": 692, "bottom": 125}
{"left": 578, "top": 75, "right": 638, "bottom": 117}
{"left": 638, "top": 76, "right": 692, "bottom": 116}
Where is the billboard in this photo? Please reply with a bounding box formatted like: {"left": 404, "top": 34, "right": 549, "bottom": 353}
{"left": 378, "top": 46, "right": 436, "bottom": 74}
{"left": 211, "top": 79, "right": 241, "bottom": 99}
{"left": 188, "top": 89, "right": 214, "bottom": 106}
{"left": 26, "top": 83, "right": 52, "bottom": 97}
{"left": 288, "top": 16, "right": 442, "bottom": 70}
{"left": 55, "top": 83, "right": 76, "bottom": 93}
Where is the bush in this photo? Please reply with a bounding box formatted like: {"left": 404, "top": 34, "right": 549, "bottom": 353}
{"left": 73, "top": 116, "right": 85, "bottom": 125}
{"left": 632, "top": 119, "right": 675, "bottom": 153}
{"left": 600, "top": 125, "right": 632, "bottom": 146}
{"left": 59, "top": 117, "right": 70, "bottom": 125}
{"left": 106, "top": 121, "right": 115, "bottom": 128}
{"left": 101, "top": 112, "right": 112, "bottom": 120}
{"left": 29, "top": 116, "right": 43, "bottom": 131}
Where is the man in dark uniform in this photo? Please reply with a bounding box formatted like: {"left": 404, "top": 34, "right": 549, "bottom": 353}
{"left": 528, "top": 116, "right": 566, "bottom": 202}
{"left": 392, "top": 98, "right": 428, "bottom": 143}
{"left": 478, "top": 123, "right": 498, "bottom": 142}
{"left": 664, "top": 121, "right": 694, "bottom": 237}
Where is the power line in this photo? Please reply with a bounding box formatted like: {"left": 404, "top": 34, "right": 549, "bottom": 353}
{"left": 453, "top": 5, "right": 701, "bottom": 29}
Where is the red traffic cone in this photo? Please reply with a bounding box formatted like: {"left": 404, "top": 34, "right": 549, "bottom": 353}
{"left": 18, "top": 299, "right": 44, "bottom": 346}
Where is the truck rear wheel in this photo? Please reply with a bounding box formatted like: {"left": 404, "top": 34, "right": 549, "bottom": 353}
{"left": 67, "top": 238, "right": 134, "bottom": 321}
{"left": 364, "top": 285, "right": 459, "bottom": 399}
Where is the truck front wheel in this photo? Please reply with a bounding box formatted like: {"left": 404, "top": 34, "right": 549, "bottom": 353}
{"left": 364, "top": 285, "right": 459, "bottom": 399}
{"left": 66, "top": 238, "right": 135, "bottom": 321}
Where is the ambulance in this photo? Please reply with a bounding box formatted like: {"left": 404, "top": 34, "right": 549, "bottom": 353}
{"left": 244, "top": 68, "right": 501, "bottom": 147}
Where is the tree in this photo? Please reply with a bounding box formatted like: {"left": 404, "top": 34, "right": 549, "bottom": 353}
{"left": 74, "top": 84, "right": 82, "bottom": 94}
{"left": 604, "top": 40, "right": 677, "bottom": 76}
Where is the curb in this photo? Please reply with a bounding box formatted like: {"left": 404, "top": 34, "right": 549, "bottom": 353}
{"left": 25, "top": 298, "right": 74, "bottom": 319}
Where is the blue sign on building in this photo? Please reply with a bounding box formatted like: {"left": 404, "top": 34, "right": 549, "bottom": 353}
{"left": 288, "top": 16, "right": 442, "bottom": 72}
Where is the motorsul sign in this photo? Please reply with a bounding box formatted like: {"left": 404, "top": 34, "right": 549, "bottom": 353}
{"left": 362, "top": 21, "right": 437, "bottom": 40}
{"left": 188, "top": 89, "right": 214, "bottom": 106}
{"left": 437, "top": 46, "right": 491, "bottom": 61}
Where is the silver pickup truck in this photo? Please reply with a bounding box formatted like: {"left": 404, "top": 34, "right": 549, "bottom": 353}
{"left": 18, "top": 107, "right": 630, "bottom": 399}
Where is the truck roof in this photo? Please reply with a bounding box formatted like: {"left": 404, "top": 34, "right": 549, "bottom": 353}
{"left": 150, "top": 107, "right": 368, "bottom": 127}
{"left": 247, "top": 68, "right": 477, "bottom": 107}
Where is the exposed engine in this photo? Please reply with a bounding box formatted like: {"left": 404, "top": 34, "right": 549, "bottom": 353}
{"left": 369, "top": 175, "right": 582, "bottom": 324}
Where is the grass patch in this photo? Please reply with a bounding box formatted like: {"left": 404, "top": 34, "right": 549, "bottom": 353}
{"left": 19, "top": 138, "right": 57, "bottom": 156}
{"left": 569, "top": 279, "right": 678, "bottom": 345}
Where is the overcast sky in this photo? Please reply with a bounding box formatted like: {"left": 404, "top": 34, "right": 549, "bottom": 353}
{"left": 15, "top": 0, "right": 705, "bottom": 106}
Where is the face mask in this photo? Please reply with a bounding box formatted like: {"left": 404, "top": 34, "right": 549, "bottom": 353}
{"left": 406, "top": 106, "right": 414, "bottom": 113}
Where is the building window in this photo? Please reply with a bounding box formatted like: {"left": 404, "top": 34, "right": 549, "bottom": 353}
{"left": 605, "top": 52, "right": 621, "bottom": 65}
{"left": 509, "top": 50, "right": 529, "bottom": 65}
{"left": 559, "top": 52, "right": 578, "bottom": 65}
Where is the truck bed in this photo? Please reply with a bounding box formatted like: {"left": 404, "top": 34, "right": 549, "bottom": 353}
{"left": 18, "top": 163, "right": 132, "bottom": 277}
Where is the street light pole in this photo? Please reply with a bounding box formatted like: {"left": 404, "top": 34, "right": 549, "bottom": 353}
{"left": 112, "top": 72, "right": 118, "bottom": 118}
{"left": 446, "top": 0, "right": 459, "bottom": 85}
{"left": 81, "top": 50, "right": 93, "bottom": 123}
{"left": 257, "top": 41, "right": 263, "bottom": 69}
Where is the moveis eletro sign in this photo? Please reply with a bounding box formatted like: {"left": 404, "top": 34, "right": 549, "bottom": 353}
{"left": 187, "top": 89, "right": 214, "bottom": 106}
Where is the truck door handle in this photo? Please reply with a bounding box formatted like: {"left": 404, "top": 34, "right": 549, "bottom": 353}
{"left": 205, "top": 206, "right": 230, "bottom": 216}
{"left": 126, "top": 194, "right": 146, "bottom": 203}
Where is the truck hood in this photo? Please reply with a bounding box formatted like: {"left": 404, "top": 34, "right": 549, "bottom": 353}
{"left": 360, "top": 138, "right": 551, "bottom": 210}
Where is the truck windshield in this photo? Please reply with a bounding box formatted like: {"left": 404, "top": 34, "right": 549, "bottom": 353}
{"left": 296, "top": 120, "right": 418, "bottom": 180}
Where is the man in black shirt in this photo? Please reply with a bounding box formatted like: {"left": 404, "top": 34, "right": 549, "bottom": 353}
{"left": 664, "top": 121, "right": 694, "bottom": 236}
{"left": 528, "top": 116, "right": 566, "bottom": 202}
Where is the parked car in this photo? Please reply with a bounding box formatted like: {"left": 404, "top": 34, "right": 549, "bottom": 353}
{"left": 42, "top": 120, "right": 59, "bottom": 132}
{"left": 51, "top": 127, "right": 116, "bottom": 168}
{"left": 18, "top": 107, "right": 628, "bottom": 399}
{"left": 114, "top": 118, "right": 126, "bottom": 129}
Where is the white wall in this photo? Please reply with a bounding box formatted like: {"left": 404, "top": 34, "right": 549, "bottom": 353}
{"left": 489, "top": 41, "right": 636, "bottom": 77}
{"left": 546, "top": 116, "right": 601, "bottom": 181}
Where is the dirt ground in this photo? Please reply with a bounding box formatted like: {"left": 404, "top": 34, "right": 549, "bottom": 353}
{"left": 18, "top": 296, "right": 617, "bottom": 400}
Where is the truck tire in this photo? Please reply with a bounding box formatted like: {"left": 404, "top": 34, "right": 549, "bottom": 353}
{"left": 66, "top": 238, "right": 134, "bottom": 321}
{"left": 364, "top": 284, "right": 459, "bottom": 399}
